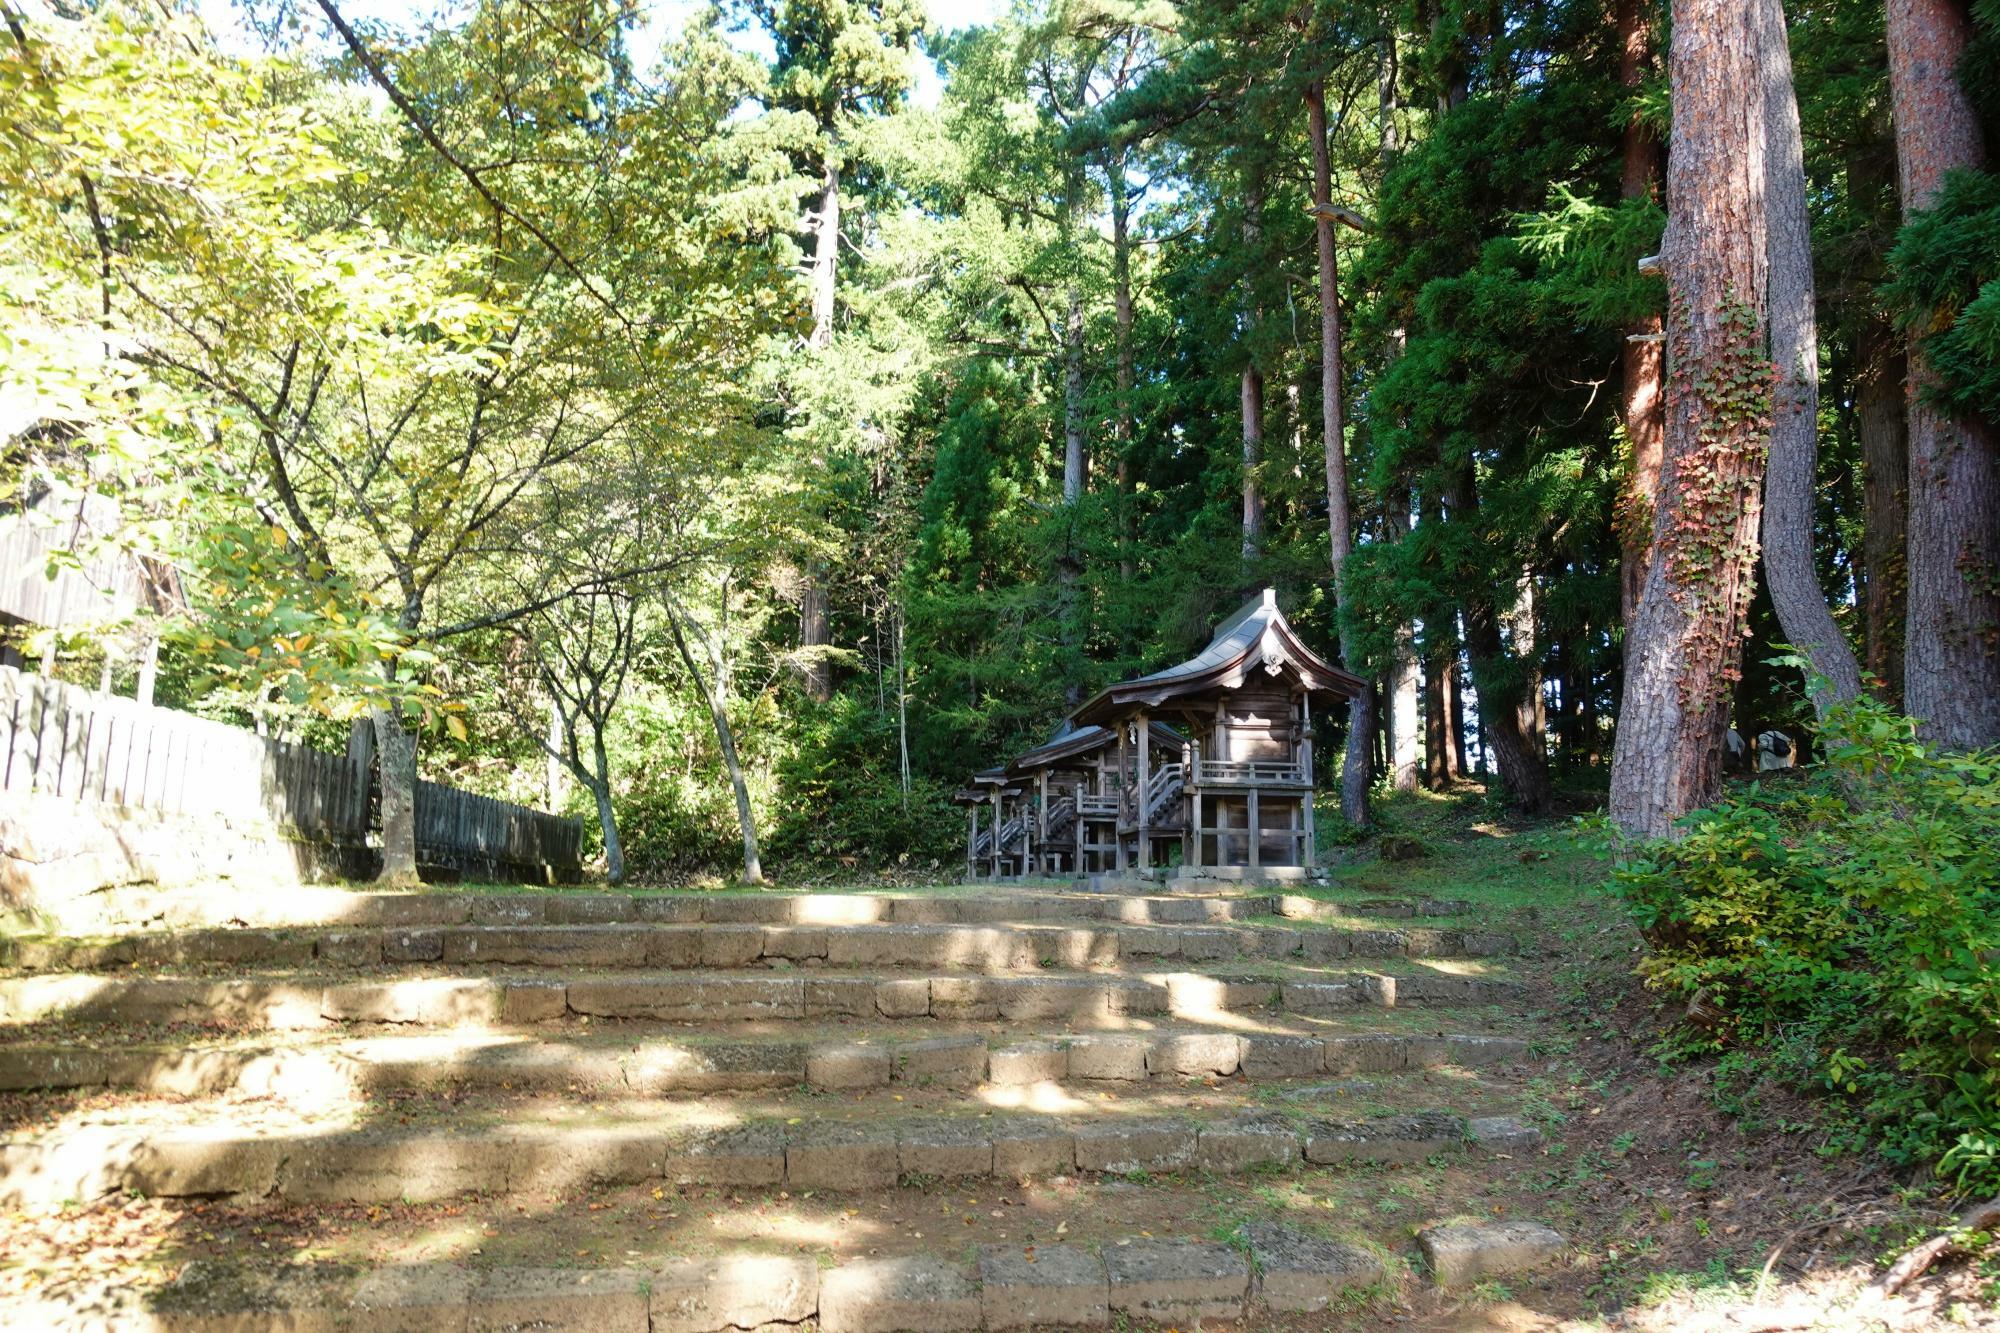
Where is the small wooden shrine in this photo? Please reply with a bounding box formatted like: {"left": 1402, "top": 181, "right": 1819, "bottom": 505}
{"left": 957, "top": 588, "right": 1364, "bottom": 882}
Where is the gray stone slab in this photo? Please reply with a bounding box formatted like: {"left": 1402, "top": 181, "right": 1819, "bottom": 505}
{"left": 469, "top": 1267, "right": 647, "bottom": 1331}
{"left": 634, "top": 896, "right": 704, "bottom": 924}
{"left": 989, "top": 1041, "right": 1066, "bottom": 1085}
{"left": 808, "top": 1043, "right": 893, "bottom": 1090}
{"left": 785, "top": 1122, "right": 899, "bottom": 1191}
{"left": 649, "top": 1254, "right": 818, "bottom": 1333}
{"left": 1282, "top": 980, "right": 1362, "bottom": 1014}
{"left": 978, "top": 1244, "right": 1109, "bottom": 1330}
{"left": 1241, "top": 1034, "right": 1325, "bottom": 1079}
{"left": 875, "top": 978, "right": 932, "bottom": 1018}
{"left": 696, "top": 925, "right": 767, "bottom": 968}
{"left": 1245, "top": 1222, "right": 1385, "bottom": 1312}
{"left": 1065, "top": 1034, "right": 1148, "bottom": 1082}
{"left": 1469, "top": 1114, "right": 1543, "bottom": 1154}
{"left": 989, "top": 1117, "right": 1075, "bottom": 1180}
{"left": 1420, "top": 1220, "right": 1566, "bottom": 1287}
{"left": 1301, "top": 1111, "right": 1467, "bottom": 1166}
{"left": 896, "top": 1119, "right": 993, "bottom": 1180}
{"left": 1073, "top": 1120, "right": 1195, "bottom": 1174}
{"left": 1103, "top": 1239, "right": 1248, "bottom": 1324}
{"left": 819, "top": 1256, "right": 981, "bottom": 1333}
{"left": 277, "top": 1131, "right": 509, "bottom": 1203}
{"left": 1322, "top": 1034, "right": 1407, "bottom": 1073}
{"left": 662, "top": 1124, "right": 785, "bottom": 1188}
{"left": 500, "top": 981, "right": 568, "bottom": 1024}
{"left": 892, "top": 1035, "right": 986, "bottom": 1086}
{"left": 1194, "top": 1115, "right": 1300, "bottom": 1173}
{"left": 543, "top": 894, "right": 636, "bottom": 925}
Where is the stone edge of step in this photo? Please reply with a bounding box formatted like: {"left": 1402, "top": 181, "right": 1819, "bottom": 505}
{"left": 0, "top": 1109, "right": 1545, "bottom": 1209}
{"left": 0, "top": 1029, "right": 1534, "bottom": 1096}
{"left": 1, "top": 918, "right": 1520, "bottom": 974}
{"left": 0, "top": 968, "right": 1528, "bottom": 1028}
{"left": 0, "top": 1220, "right": 1567, "bottom": 1332}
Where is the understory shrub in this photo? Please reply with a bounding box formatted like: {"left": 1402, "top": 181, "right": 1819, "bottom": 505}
{"left": 1610, "top": 699, "right": 2000, "bottom": 1192}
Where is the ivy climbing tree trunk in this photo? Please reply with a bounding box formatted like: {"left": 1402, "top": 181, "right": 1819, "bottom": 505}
{"left": 1610, "top": 0, "right": 1774, "bottom": 838}
{"left": 1886, "top": 0, "right": 2000, "bottom": 748}
{"left": 1759, "top": 0, "right": 1864, "bottom": 715}
{"left": 1307, "top": 77, "right": 1370, "bottom": 829}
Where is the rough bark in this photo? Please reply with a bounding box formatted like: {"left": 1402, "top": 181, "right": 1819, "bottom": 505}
{"left": 1385, "top": 493, "right": 1421, "bottom": 792}
{"left": 1886, "top": 0, "right": 2000, "bottom": 747}
{"left": 798, "top": 159, "right": 839, "bottom": 703}
{"left": 1759, "top": 0, "right": 1865, "bottom": 714}
{"left": 1063, "top": 283, "right": 1087, "bottom": 504}
{"left": 1450, "top": 460, "right": 1554, "bottom": 814}
{"left": 1856, "top": 319, "right": 1909, "bottom": 702}
{"left": 669, "top": 611, "right": 764, "bottom": 886}
{"left": 1609, "top": 0, "right": 1772, "bottom": 838}
{"left": 1308, "top": 78, "right": 1371, "bottom": 828}
{"left": 1617, "top": 0, "right": 1666, "bottom": 630}
{"left": 370, "top": 707, "right": 421, "bottom": 885}
{"left": 1111, "top": 148, "right": 1137, "bottom": 582}
{"left": 1240, "top": 182, "right": 1266, "bottom": 560}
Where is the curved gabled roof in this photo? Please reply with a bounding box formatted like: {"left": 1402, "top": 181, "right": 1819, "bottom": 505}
{"left": 1005, "top": 718, "right": 1185, "bottom": 777}
{"left": 1069, "top": 588, "right": 1364, "bottom": 726}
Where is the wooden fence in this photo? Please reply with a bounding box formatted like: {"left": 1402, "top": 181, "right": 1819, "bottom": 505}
{"left": 0, "top": 665, "right": 581, "bottom": 882}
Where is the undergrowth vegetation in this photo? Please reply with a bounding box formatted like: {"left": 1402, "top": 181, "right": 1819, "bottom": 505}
{"left": 1609, "top": 700, "right": 2000, "bottom": 1193}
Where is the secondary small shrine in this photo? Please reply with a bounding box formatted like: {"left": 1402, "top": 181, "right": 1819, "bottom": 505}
{"left": 957, "top": 588, "right": 1364, "bottom": 882}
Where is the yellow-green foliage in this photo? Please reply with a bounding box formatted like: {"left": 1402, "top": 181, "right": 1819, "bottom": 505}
{"left": 1612, "top": 700, "right": 2000, "bottom": 1191}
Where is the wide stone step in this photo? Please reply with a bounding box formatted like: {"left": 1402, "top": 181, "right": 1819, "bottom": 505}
{"left": 0, "top": 1024, "right": 1530, "bottom": 1098}
{"left": 0, "top": 1103, "right": 1539, "bottom": 1208}
{"left": 55, "top": 886, "right": 1287, "bottom": 933}
{"left": 2, "top": 1224, "right": 1430, "bottom": 1331}
{"left": 0, "top": 967, "right": 1524, "bottom": 1030}
{"left": 1, "top": 918, "right": 1515, "bottom": 974}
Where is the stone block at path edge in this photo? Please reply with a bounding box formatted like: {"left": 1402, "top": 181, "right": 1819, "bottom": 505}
{"left": 649, "top": 1254, "right": 818, "bottom": 1333}
{"left": 819, "top": 1255, "right": 981, "bottom": 1333}
{"left": 1420, "top": 1220, "right": 1567, "bottom": 1287}
{"left": 978, "top": 1244, "right": 1109, "bottom": 1329}
{"left": 1245, "top": 1222, "right": 1385, "bottom": 1312}
{"left": 1103, "top": 1239, "right": 1249, "bottom": 1324}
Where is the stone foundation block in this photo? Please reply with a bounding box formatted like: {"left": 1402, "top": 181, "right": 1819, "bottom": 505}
{"left": 1420, "top": 1221, "right": 1566, "bottom": 1287}
{"left": 819, "top": 1256, "right": 980, "bottom": 1333}
{"left": 649, "top": 1254, "right": 818, "bottom": 1333}
{"left": 1103, "top": 1240, "right": 1247, "bottom": 1324}
{"left": 785, "top": 1123, "right": 898, "bottom": 1191}
{"left": 1245, "top": 1222, "right": 1384, "bottom": 1311}
{"left": 978, "top": 1244, "right": 1108, "bottom": 1330}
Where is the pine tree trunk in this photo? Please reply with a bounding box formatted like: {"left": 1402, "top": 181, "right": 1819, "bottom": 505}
{"left": 1449, "top": 657, "right": 1470, "bottom": 777}
{"left": 1610, "top": 0, "right": 1773, "bottom": 838}
{"left": 1308, "top": 78, "right": 1370, "bottom": 828}
{"left": 1759, "top": 0, "right": 1864, "bottom": 714}
{"left": 1857, "top": 319, "right": 1909, "bottom": 703}
{"left": 371, "top": 707, "right": 421, "bottom": 885}
{"left": 810, "top": 162, "right": 839, "bottom": 349}
{"left": 1241, "top": 184, "right": 1266, "bottom": 559}
{"left": 1111, "top": 149, "right": 1137, "bottom": 582}
{"left": 1064, "top": 284, "right": 1087, "bottom": 504}
{"left": 1886, "top": 0, "right": 2000, "bottom": 747}
{"left": 1617, "top": 0, "right": 1666, "bottom": 631}
{"left": 1385, "top": 491, "right": 1421, "bottom": 793}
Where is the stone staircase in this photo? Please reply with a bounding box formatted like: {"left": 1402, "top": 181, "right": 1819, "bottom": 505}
{"left": 0, "top": 885, "right": 1567, "bottom": 1330}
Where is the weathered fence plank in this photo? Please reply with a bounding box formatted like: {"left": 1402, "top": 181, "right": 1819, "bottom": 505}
{"left": 0, "top": 665, "right": 580, "bottom": 883}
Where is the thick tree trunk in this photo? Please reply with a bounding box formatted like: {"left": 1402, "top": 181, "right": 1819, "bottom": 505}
{"left": 1111, "top": 149, "right": 1137, "bottom": 582}
{"left": 1464, "top": 603, "right": 1555, "bottom": 813}
{"left": 1610, "top": 0, "right": 1772, "bottom": 838}
{"left": 1759, "top": 0, "right": 1864, "bottom": 714}
{"left": 669, "top": 612, "right": 764, "bottom": 886}
{"left": 1886, "top": 0, "right": 2000, "bottom": 747}
{"left": 1241, "top": 187, "right": 1266, "bottom": 560}
{"left": 1424, "top": 650, "right": 1452, "bottom": 789}
{"left": 1617, "top": 0, "right": 1666, "bottom": 631}
{"left": 1385, "top": 492, "right": 1420, "bottom": 792}
{"left": 1308, "top": 78, "right": 1370, "bottom": 828}
{"left": 371, "top": 707, "right": 421, "bottom": 885}
{"left": 1857, "top": 320, "right": 1910, "bottom": 702}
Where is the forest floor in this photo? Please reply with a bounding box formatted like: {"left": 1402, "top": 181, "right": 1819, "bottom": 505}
{"left": 2, "top": 786, "right": 1994, "bottom": 1330}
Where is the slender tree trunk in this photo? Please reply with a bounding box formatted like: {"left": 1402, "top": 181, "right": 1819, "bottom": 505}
{"left": 1886, "top": 0, "right": 2000, "bottom": 747}
{"left": 587, "top": 761, "right": 624, "bottom": 885}
{"left": 371, "top": 707, "right": 421, "bottom": 885}
{"left": 1240, "top": 183, "right": 1266, "bottom": 560}
{"left": 1759, "top": 0, "right": 1864, "bottom": 714}
{"left": 1064, "top": 285, "right": 1087, "bottom": 503}
{"left": 669, "top": 611, "right": 764, "bottom": 886}
{"left": 1424, "top": 649, "right": 1450, "bottom": 789}
{"left": 798, "top": 158, "right": 840, "bottom": 704}
{"left": 1857, "top": 320, "right": 1910, "bottom": 702}
{"left": 546, "top": 695, "right": 568, "bottom": 811}
{"left": 1111, "top": 149, "right": 1138, "bottom": 583}
{"left": 1610, "top": 0, "right": 1773, "bottom": 838}
{"left": 1617, "top": 0, "right": 1666, "bottom": 632}
{"left": 1449, "top": 654, "right": 1470, "bottom": 777}
{"left": 1308, "top": 78, "right": 1371, "bottom": 828}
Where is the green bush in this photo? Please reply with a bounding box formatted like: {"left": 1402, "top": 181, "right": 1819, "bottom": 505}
{"left": 1611, "top": 699, "right": 2000, "bottom": 1191}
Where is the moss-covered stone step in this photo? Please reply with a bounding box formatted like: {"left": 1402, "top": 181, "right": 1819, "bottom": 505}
{"left": 1, "top": 918, "right": 1516, "bottom": 975}
{"left": 0, "top": 1024, "right": 1529, "bottom": 1097}
{"left": 0, "top": 1103, "right": 1539, "bottom": 1208}
{"left": 0, "top": 1226, "right": 1414, "bottom": 1331}
{"left": 0, "top": 966, "right": 1525, "bottom": 1030}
